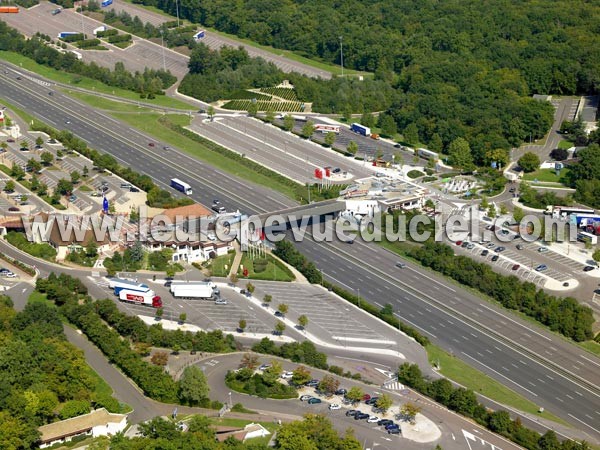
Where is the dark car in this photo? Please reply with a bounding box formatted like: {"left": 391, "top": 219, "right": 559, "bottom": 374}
{"left": 307, "top": 398, "right": 322, "bottom": 405}
{"left": 274, "top": 311, "right": 284, "bottom": 318}
{"left": 354, "top": 413, "right": 369, "bottom": 420}
{"left": 335, "top": 388, "right": 347, "bottom": 396}
{"left": 346, "top": 410, "right": 359, "bottom": 417}
{"left": 305, "top": 380, "right": 319, "bottom": 387}
{"left": 148, "top": 142, "right": 155, "bottom": 147}
{"left": 130, "top": 187, "right": 140, "bottom": 193}
{"left": 512, "top": 264, "right": 520, "bottom": 270}
{"left": 378, "top": 419, "right": 393, "bottom": 426}
{"left": 584, "top": 266, "right": 595, "bottom": 272}
{"left": 388, "top": 427, "right": 401, "bottom": 434}
{"left": 365, "top": 397, "right": 379, "bottom": 405}
{"left": 481, "top": 249, "right": 489, "bottom": 256}
{"left": 494, "top": 246, "right": 506, "bottom": 252}
{"left": 385, "top": 423, "right": 398, "bottom": 430}
{"left": 491, "top": 255, "right": 499, "bottom": 262}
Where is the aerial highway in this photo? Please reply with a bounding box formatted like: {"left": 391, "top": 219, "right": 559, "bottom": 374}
{"left": 1, "top": 64, "right": 599, "bottom": 440}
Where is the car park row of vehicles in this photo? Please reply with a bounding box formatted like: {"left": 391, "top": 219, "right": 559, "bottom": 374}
{"left": 0, "top": 268, "right": 17, "bottom": 278}
{"left": 298, "top": 380, "right": 401, "bottom": 435}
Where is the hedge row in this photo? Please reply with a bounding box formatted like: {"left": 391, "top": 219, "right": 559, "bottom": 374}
{"left": 222, "top": 100, "right": 304, "bottom": 112}
{"left": 0, "top": 253, "right": 36, "bottom": 276}
{"left": 398, "top": 363, "right": 588, "bottom": 450}
{"left": 259, "top": 87, "right": 298, "bottom": 101}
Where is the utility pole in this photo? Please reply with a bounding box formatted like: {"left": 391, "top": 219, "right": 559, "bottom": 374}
{"left": 339, "top": 36, "right": 344, "bottom": 77}
{"left": 160, "top": 30, "right": 166, "bottom": 71}
{"left": 175, "top": 0, "right": 180, "bottom": 28}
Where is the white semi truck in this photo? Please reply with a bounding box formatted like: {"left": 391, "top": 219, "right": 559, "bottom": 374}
{"left": 170, "top": 281, "right": 219, "bottom": 299}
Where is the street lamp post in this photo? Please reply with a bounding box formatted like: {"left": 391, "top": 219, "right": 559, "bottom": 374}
{"left": 339, "top": 36, "right": 344, "bottom": 77}
{"left": 228, "top": 392, "right": 232, "bottom": 408}
{"left": 159, "top": 30, "right": 166, "bottom": 71}
{"left": 175, "top": 0, "right": 180, "bottom": 28}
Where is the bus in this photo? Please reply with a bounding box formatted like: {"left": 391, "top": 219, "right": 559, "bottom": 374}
{"left": 577, "top": 231, "right": 598, "bottom": 245}
{"left": 417, "top": 148, "right": 439, "bottom": 161}
{"left": 57, "top": 31, "right": 81, "bottom": 39}
{"left": 193, "top": 30, "right": 205, "bottom": 40}
{"left": 170, "top": 178, "right": 192, "bottom": 195}
{"left": 547, "top": 205, "right": 595, "bottom": 219}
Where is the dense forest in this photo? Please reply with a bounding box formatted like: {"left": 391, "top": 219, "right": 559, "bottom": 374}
{"left": 0, "top": 294, "right": 121, "bottom": 449}
{"left": 142, "top": 0, "right": 596, "bottom": 158}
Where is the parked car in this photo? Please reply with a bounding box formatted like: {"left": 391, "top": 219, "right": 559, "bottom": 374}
{"left": 335, "top": 388, "right": 347, "bottom": 396}
{"left": 214, "top": 298, "right": 228, "bottom": 305}
{"left": 512, "top": 264, "right": 520, "bottom": 270}
{"left": 538, "top": 247, "right": 549, "bottom": 253}
{"left": 299, "top": 395, "right": 313, "bottom": 402}
{"left": 481, "top": 249, "right": 489, "bottom": 256}
{"left": 329, "top": 404, "right": 341, "bottom": 410}
{"left": 486, "top": 242, "right": 496, "bottom": 248}
{"left": 365, "top": 397, "right": 379, "bottom": 405}
{"left": 377, "top": 419, "right": 393, "bottom": 426}
{"left": 258, "top": 364, "right": 271, "bottom": 371}
{"left": 388, "top": 427, "right": 401, "bottom": 434}
{"left": 362, "top": 394, "right": 371, "bottom": 402}
{"left": 305, "top": 380, "right": 319, "bottom": 387}
{"left": 584, "top": 266, "right": 595, "bottom": 272}
{"left": 367, "top": 416, "right": 379, "bottom": 423}
{"left": 461, "top": 241, "right": 469, "bottom": 248}
{"left": 345, "top": 410, "right": 359, "bottom": 417}
{"left": 148, "top": 142, "right": 155, "bottom": 147}
{"left": 535, "top": 264, "right": 548, "bottom": 272}
{"left": 494, "top": 246, "right": 506, "bottom": 252}
{"left": 466, "top": 243, "right": 475, "bottom": 249}
{"left": 516, "top": 244, "right": 524, "bottom": 250}
{"left": 354, "top": 412, "right": 369, "bottom": 420}
{"left": 280, "top": 371, "right": 294, "bottom": 379}
{"left": 385, "top": 423, "right": 399, "bottom": 430}
{"left": 491, "top": 255, "right": 499, "bottom": 262}
{"left": 307, "top": 398, "right": 322, "bottom": 405}
{"left": 456, "top": 240, "right": 463, "bottom": 246}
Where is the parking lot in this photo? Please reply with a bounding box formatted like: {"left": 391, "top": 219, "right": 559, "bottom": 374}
{"left": 247, "top": 281, "right": 391, "bottom": 343}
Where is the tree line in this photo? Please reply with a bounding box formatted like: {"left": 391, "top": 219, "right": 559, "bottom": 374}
{"left": 0, "top": 22, "right": 176, "bottom": 96}
{"left": 566, "top": 144, "right": 600, "bottom": 209}
{"left": 398, "top": 363, "right": 591, "bottom": 450}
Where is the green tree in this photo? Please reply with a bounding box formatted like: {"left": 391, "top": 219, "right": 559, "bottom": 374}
{"left": 518, "top": 152, "right": 541, "bottom": 173}
{"left": 345, "top": 386, "right": 364, "bottom": 404}
{"left": 403, "top": 123, "right": 419, "bottom": 145}
{"left": 592, "top": 249, "right": 600, "bottom": 264}
{"left": 360, "top": 112, "right": 375, "bottom": 128}
{"left": 301, "top": 120, "right": 315, "bottom": 139}
{"left": 488, "top": 410, "right": 512, "bottom": 433}
{"left": 230, "top": 273, "right": 238, "bottom": 285}
{"left": 291, "top": 365, "right": 311, "bottom": 385}
{"left": 343, "top": 105, "right": 353, "bottom": 122}
{"left": 11, "top": 164, "right": 25, "bottom": 181}
{"left": 38, "top": 183, "right": 48, "bottom": 196}
{"left": 324, "top": 132, "right": 336, "bottom": 147}
{"left": 179, "top": 313, "right": 186, "bottom": 324}
{"left": 35, "top": 136, "right": 44, "bottom": 148}
{"left": 480, "top": 195, "right": 489, "bottom": 209}
{"left": 85, "top": 241, "right": 98, "bottom": 257}
{"left": 346, "top": 141, "right": 358, "bottom": 156}
{"left": 379, "top": 114, "right": 397, "bottom": 136}
{"left": 297, "top": 314, "right": 308, "bottom": 329}
{"left": 238, "top": 318, "right": 247, "bottom": 331}
{"left": 488, "top": 204, "right": 497, "bottom": 218}
{"left": 262, "top": 360, "right": 283, "bottom": 384}
{"left": 70, "top": 170, "right": 81, "bottom": 184}
{"left": 274, "top": 320, "right": 286, "bottom": 335}
{"left": 317, "top": 374, "right": 340, "bottom": 396}
{"left": 246, "top": 282, "right": 255, "bottom": 294}
{"left": 393, "top": 152, "right": 404, "bottom": 167}
{"left": 513, "top": 206, "right": 525, "bottom": 222}
{"left": 400, "top": 402, "right": 421, "bottom": 424}
{"left": 375, "top": 393, "right": 393, "bottom": 413}
{"left": 448, "top": 137, "right": 474, "bottom": 172}
{"left": 59, "top": 400, "right": 90, "bottom": 419}
{"left": 26, "top": 158, "right": 42, "bottom": 173}
{"left": 277, "top": 303, "right": 289, "bottom": 316}
{"left": 207, "top": 105, "right": 215, "bottom": 119}
{"left": 485, "top": 148, "right": 509, "bottom": 168}
{"left": 178, "top": 366, "right": 209, "bottom": 405}
{"left": 283, "top": 114, "right": 295, "bottom": 132}
{"left": 499, "top": 204, "right": 508, "bottom": 215}
{"left": 56, "top": 178, "right": 74, "bottom": 196}
{"left": 82, "top": 165, "right": 89, "bottom": 178}
{"left": 263, "top": 294, "right": 272, "bottom": 306}
{"left": 265, "top": 109, "right": 275, "bottom": 123}
{"left": 3, "top": 180, "right": 15, "bottom": 192}
{"left": 155, "top": 307, "right": 164, "bottom": 320}
{"left": 40, "top": 151, "right": 54, "bottom": 166}
{"left": 429, "top": 133, "right": 443, "bottom": 153}
{"left": 247, "top": 102, "right": 258, "bottom": 117}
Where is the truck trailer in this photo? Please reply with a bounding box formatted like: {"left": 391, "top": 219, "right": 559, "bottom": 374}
{"left": 119, "top": 289, "right": 162, "bottom": 308}
{"left": 108, "top": 277, "right": 149, "bottom": 295}
{"left": 170, "top": 281, "right": 218, "bottom": 299}
{"left": 350, "top": 123, "right": 371, "bottom": 136}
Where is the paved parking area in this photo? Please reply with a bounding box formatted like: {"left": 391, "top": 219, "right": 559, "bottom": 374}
{"left": 249, "top": 281, "right": 386, "bottom": 342}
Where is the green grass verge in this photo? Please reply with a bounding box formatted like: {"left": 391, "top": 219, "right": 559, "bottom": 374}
{"left": 210, "top": 417, "right": 278, "bottom": 446}
{"left": 558, "top": 140, "right": 573, "bottom": 150}
{"left": 426, "top": 344, "right": 569, "bottom": 425}
{"left": 522, "top": 168, "right": 571, "bottom": 184}
{"left": 108, "top": 110, "right": 298, "bottom": 200}
{"left": 239, "top": 253, "right": 295, "bottom": 282}
{"left": 66, "top": 91, "right": 158, "bottom": 112}
{"left": 209, "top": 252, "right": 236, "bottom": 277}
{"left": 0, "top": 50, "right": 193, "bottom": 110}
{"left": 86, "top": 367, "right": 133, "bottom": 414}
{"left": 579, "top": 340, "right": 600, "bottom": 357}
{"left": 27, "top": 291, "right": 55, "bottom": 307}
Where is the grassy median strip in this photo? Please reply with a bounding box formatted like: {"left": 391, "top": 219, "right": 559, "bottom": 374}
{"left": 426, "top": 344, "right": 569, "bottom": 425}
{"left": 0, "top": 50, "right": 193, "bottom": 110}
{"left": 108, "top": 110, "right": 299, "bottom": 201}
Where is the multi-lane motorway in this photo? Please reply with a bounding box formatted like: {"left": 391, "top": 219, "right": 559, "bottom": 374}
{"left": 1, "top": 63, "right": 600, "bottom": 441}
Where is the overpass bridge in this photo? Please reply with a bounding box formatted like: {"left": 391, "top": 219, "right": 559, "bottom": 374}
{"left": 254, "top": 199, "right": 346, "bottom": 225}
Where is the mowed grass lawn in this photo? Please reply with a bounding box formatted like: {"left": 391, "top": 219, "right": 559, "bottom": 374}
{"left": 209, "top": 252, "right": 236, "bottom": 277}
{"left": 522, "top": 167, "right": 571, "bottom": 184}
{"left": 0, "top": 50, "right": 193, "bottom": 110}
{"left": 239, "top": 254, "right": 295, "bottom": 282}
{"left": 426, "top": 344, "right": 568, "bottom": 425}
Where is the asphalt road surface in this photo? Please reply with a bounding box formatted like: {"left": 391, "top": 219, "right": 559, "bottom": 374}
{"left": 105, "top": 1, "right": 333, "bottom": 79}
{"left": 1, "top": 65, "right": 600, "bottom": 440}
{"left": 201, "top": 353, "right": 522, "bottom": 450}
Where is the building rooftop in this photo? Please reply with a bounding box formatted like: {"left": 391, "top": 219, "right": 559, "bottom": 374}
{"left": 162, "top": 203, "right": 212, "bottom": 221}
{"left": 38, "top": 408, "right": 127, "bottom": 444}
{"left": 340, "top": 176, "right": 427, "bottom": 207}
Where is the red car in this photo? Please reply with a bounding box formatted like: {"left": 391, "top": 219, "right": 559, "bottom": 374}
{"left": 7, "top": 138, "right": 15, "bottom": 143}
{"left": 362, "top": 394, "right": 371, "bottom": 402}
{"left": 148, "top": 142, "right": 155, "bottom": 147}
{"left": 512, "top": 264, "right": 520, "bottom": 270}
{"left": 456, "top": 240, "right": 463, "bottom": 246}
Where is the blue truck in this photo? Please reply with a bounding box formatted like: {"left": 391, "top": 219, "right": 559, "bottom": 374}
{"left": 57, "top": 31, "right": 80, "bottom": 39}
{"left": 101, "top": 0, "right": 113, "bottom": 7}
{"left": 350, "top": 123, "right": 371, "bottom": 136}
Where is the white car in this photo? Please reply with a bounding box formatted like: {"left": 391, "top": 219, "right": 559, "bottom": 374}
{"left": 0, "top": 272, "right": 16, "bottom": 278}
{"left": 367, "top": 416, "right": 379, "bottom": 423}
{"left": 329, "top": 404, "right": 341, "bottom": 410}
{"left": 280, "top": 371, "right": 294, "bottom": 379}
